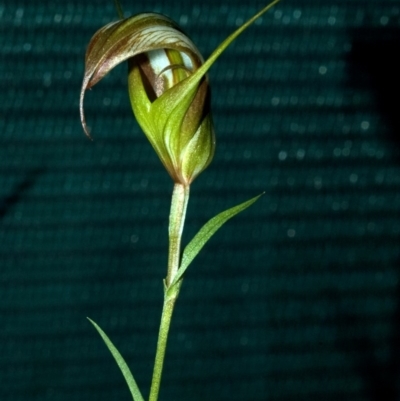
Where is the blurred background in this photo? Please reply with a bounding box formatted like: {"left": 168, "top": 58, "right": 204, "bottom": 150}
{"left": 1, "top": 0, "right": 399, "bottom": 400}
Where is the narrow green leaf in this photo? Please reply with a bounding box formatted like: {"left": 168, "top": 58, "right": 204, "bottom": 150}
{"left": 170, "top": 193, "right": 263, "bottom": 288}
{"left": 87, "top": 318, "right": 145, "bottom": 401}
{"left": 168, "top": 0, "right": 281, "bottom": 114}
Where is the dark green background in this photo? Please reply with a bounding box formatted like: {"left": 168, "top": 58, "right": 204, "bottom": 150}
{"left": 1, "top": 0, "right": 399, "bottom": 400}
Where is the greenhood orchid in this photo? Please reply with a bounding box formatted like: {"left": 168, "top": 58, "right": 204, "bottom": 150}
{"left": 80, "top": 13, "right": 214, "bottom": 185}
{"left": 80, "top": 3, "right": 281, "bottom": 401}
{"left": 80, "top": 1, "right": 280, "bottom": 185}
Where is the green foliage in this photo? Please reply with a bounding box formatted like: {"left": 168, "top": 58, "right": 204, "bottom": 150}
{"left": 168, "top": 193, "right": 264, "bottom": 291}
{"left": 87, "top": 318, "right": 145, "bottom": 401}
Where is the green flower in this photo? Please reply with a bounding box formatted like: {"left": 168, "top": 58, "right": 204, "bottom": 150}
{"left": 80, "top": 1, "right": 280, "bottom": 185}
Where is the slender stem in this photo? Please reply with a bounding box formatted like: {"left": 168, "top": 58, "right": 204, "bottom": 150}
{"left": 148, "top": 296, "right": 176, "bottom": 401}
{"left": 166, "top": 183, "right": 190, "bottom": 287}
{"left": 148, "top": 183, "right": 190, "bottom": 401}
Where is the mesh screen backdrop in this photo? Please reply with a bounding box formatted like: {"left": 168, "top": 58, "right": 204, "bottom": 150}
{"left": 1, "top": 0, "right": 400, "bottom": 400}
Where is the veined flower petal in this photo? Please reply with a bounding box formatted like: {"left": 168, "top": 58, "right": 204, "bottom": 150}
{"left": 80, "top": 12, "right": 203, "bottom": 136}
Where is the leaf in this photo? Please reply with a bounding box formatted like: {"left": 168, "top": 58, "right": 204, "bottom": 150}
{"left": 169, "top": 193, "right": 263, "bottom": 289}
{"left": 170, "top": 0, "right": 281, "bottom": 112}
{"left": 87, "top": 318, "right": 145, "bottom": 401}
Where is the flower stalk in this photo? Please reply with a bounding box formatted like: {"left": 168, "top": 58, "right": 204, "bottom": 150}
{"left": 149, "top": 290, "right": 177, "bottom": 401}
{"left": 150, "top": 183, "right": 189, "bottom": 401}
{"left": 167, "top": 184, "right": 190, "bottom": 286}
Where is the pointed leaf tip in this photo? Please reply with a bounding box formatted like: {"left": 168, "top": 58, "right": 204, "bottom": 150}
{"left": 171, "top": 0, "right": 282, "bottom": 109}
{"left": 168, "top": 193, "right": 264, "bottom": 290}
{"left": 87, "top": 318, "right": 145, "bottom": 401}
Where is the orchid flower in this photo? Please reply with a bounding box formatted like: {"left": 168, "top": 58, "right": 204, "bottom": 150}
{"left": 80, "top": 1, "right": 280, "bottom": 185}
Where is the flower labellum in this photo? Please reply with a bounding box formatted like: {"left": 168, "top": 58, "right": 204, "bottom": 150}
{"left": 80, "top": 1, "right": 280, "bottom": 185}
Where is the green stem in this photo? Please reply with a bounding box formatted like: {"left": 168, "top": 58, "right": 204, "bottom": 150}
{"left": 148, "top": 295, "right": 176, "bottom": 401}
{"left": 166, "top": 183, "right": 190, "bottom": 287}
{"left": 148, "top": 183, "right": 190, "bottom": 401}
